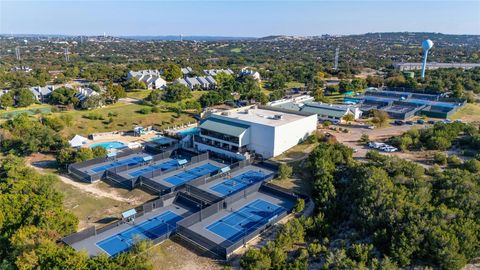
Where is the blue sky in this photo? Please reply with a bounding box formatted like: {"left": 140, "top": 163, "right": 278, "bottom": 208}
{"left": 1, "top": 1, "right": 479, "bottom": 36}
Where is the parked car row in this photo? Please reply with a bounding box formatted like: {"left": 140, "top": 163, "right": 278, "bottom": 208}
{"left": 368, "top": 141, "right": 398, "bottom": 152}
{"left": 394, "top": 119, "right": 460, "bottom": 126}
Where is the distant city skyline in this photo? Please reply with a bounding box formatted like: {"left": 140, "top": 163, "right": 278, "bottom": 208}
{"left": 1, "top": 1, "right": 479, "bottom": 36}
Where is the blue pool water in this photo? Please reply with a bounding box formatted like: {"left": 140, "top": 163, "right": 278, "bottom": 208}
{"left": 90, "top": 141, "right": 126, "bottom": 150}
{"left": 97, "top": 211, "right": 182, "bottom": 256}
{"left": 164, "top": 163, "right": 219, "bottom": 186}
{"left": 91, "top": 156, "right": 145, "bottom": 173}
{"left": 177, "top": 127, "right": 200, "bottom": 137}
{"left": 207, "top": 199, "right": 284, "bottom": 242}
{"left": 128, "top": 159, "right": 180, "bottom": 177}
{"left": 210, "top": 170, "right": 267, "bottom": 196}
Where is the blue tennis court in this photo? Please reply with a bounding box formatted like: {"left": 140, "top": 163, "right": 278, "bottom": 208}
{"left": 164, "top": 163, "right": 220, "bottom": 186}
{"left": 91, "top": 156, "right": 145, "bottom": 173}
{"left": 96, "top": 211, "right": 182, "bottom": 256}
{"left": 128, "top": 159, "right": 180, "bottom": 177}
{"left": 207, "top": 199, "right": 285, "bottom": 242}
{"left": 210, "top": 170, "right": 267, "bottom": 196}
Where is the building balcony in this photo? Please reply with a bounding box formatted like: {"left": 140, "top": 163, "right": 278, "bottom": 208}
{"left": 194, "top": 136, "right": 248, "bottom": 154}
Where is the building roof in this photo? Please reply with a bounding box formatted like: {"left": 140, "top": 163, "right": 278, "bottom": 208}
{"left": 300, "top": 103, "right": 350, "bottom": 118}
{"left": 199, "top": 118, "right": 249, "bottom": 137}
{"left": 213, "top": 105, "right": 313, "bottom": 127}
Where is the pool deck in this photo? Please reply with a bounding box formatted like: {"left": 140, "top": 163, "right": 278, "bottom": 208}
{"left": 81, "top": 152, "right": 152, "bottom": 175}
{"left": 146, "top": 159, "right": 228, "bottom": 188}
{"left": 185, "top": 190, "right": 295, "bottom": 246}
{"left": 194, "top": 165, "right": 275, "bottom": 197}
{"left": 70, "top": 202, "right": 193, "bottom": 257}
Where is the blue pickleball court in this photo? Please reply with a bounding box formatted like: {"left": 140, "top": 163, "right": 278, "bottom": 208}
{"left": 164, "top": 163, "right": 220, "bottom": 186}
{"left": 206, "top": 199, "right": 284, "bottom": 243}
{"left": 91, "top": 156, "right": 146, "bottom": 173}
{"left": 128, "top": 159, "right": 180, "bottom": 177}
{"left": 210, "top": 170, "right": 266, "bottom": 196}
{"left": 96, "top": 211, "right": 182, "bottom": 256}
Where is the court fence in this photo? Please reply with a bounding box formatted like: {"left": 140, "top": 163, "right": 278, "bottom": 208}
{"left": 175, "top": 179, "right": 296, "bottom": 260}
{"left": 62, "top": 192, "right": 179, "bottom": 246}
{"left": 187, "top": 158, "right": 252, "bottom": 187}
{"left": 67, "top": 148, "right": 148, "bottom": 182}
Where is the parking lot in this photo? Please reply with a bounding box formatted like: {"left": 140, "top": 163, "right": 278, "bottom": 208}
{"left": 330, "top": 123, "right": 428, "bottom": 159}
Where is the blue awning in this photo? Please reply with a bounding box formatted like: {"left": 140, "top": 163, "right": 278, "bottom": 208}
{"left": 122, "top": 209, "right": 137, "bottom": 219}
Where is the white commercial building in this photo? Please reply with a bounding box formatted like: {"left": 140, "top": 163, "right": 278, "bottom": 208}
{"left": 194, "top": 105, "right": 317, "bottom": 160}
{"left": 269, "top": 96, "right": 362, "bottom": 124}
{"left": 176, "top": 76, "right": 217, "bottom": 90}
{"left": 240, "top": 68, "right": 261, "bottom": 81}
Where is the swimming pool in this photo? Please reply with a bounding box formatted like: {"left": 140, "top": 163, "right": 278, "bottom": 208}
{"left": 177, "top": 127, "right": 200, "bottom": 137}
{"left": 90, "top": 141, "right": 126, "bottom": 150}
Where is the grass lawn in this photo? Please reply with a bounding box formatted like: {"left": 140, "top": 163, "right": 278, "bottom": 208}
{"left": 126, "top": 90, "right": 151, "bottom": 99}
{"left": 230, "top": 47, "right": 242, "bottom": 53}
{"left": 0, "top": 103, "right": 53, "bottom": 118}
{"left": 451, "top": 103, "right": 480, "bottom": 122}
{"left": 52, "top": 102, "right": 196, "bottom": 137}
{"left": 285, "top": 81, "right": 305, "bottom": 89}
{"left": 49, "top": 91, "right": 208, "bottom": 137}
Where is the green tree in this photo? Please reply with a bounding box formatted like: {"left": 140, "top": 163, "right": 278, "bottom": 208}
{"left": 163, "top": 84, "right": 192, "bottom": 102}
{"left": 163, "top": 64, "right": 182, "bottom": 81}
{"left": 0, "top": 92, "right": 14, "bottom": 109}
{"left": 278, "top": 163, "right": 293, "bottom": 180}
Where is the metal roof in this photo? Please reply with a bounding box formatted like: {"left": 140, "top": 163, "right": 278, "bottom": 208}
{"left": 300, "top": 103, "right": 349, "bottom": 118}
{"left": 199, "top": 118, "right": 249, "bottom": 137}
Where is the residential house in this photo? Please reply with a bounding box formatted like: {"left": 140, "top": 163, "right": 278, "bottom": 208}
{"left": 127, "top": 70, "right": 167, "bottom": 89}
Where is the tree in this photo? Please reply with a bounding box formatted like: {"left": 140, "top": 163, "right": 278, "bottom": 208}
{"left": 145, "top": 89, "right": 163, "bottom": 105}
{"left": 80, "top": 95, "right": 104, "bottom": 110}
{"left": 163, "top": 64, "right": 182, "bottom": 81}
{"left": 0, "top": 92, "right": 14, "bottom": 109}
{"left": 371, "top": 109, "right": 390, "bottom": 127}
{"left": 15, "top": 88, "right": 36, "bottom": 107}
{"left": 240, "top": 248, "right": 271, "bottom": 270}
{"left": 162, "top": 84, "right": 192, "bottom": 102}
{"left": 294, "top": 198, "right": 305, "bottom": 213}
{"left": 50, "top": 87, "right": 79, "bottom": 106}
{"left": 123, "top": 78, "right": 147, "bottom": 90}
{"left": 359, "top": 134, "right": 370, "bottom": 144}
{"left": 199, "top": 91, "right": 223, "bottom": 107}
{"left": 342, "top": 113, "right": 355, "bottom": 123}
{"left": 278, "top": 163, "right": 293, "bottom": 180}
{"left": 453, "top": 82, "right": 464, "bottom": 98}
{"left": 104, "top": 83, "right": 126, "bottom": 104}
{"left": 270, "top": 73, "right": 287, "bottom": 90}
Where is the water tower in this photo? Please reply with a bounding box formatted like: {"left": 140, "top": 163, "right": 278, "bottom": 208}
{"left": 421, "top": 39, "right": 434, "bottom": 80}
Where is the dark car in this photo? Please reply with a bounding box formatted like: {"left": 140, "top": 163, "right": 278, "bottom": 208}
{"left": 417, "top": 119, "right": 425, "bottom": 124}
{"left": 406, "top": 121, "right": 414, "bottom": 125}
{"left": 394, "top": 120, "right": 405, "bottom": 125}
{"left": 427, "top": 120, "right": 436, "bottom": 124}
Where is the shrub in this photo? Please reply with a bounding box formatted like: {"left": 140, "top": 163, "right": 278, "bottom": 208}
{"left": 138, "top": 107, "right": 152, "bottom": 114}
{"left": 278, "top": 163, "right": 293, "bottom": 180}
{"left": 433, "top": 152, "right": 448, "bottom": 165}
{"left": 294, "top": 198, "right": 305, "bottom": 213}
{"left": 447, "top": 155, "right": 463, "bottom": 167}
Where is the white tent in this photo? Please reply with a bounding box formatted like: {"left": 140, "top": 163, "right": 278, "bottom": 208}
{"left": 69, "top": 135, "right": 88, "bottom": 148}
